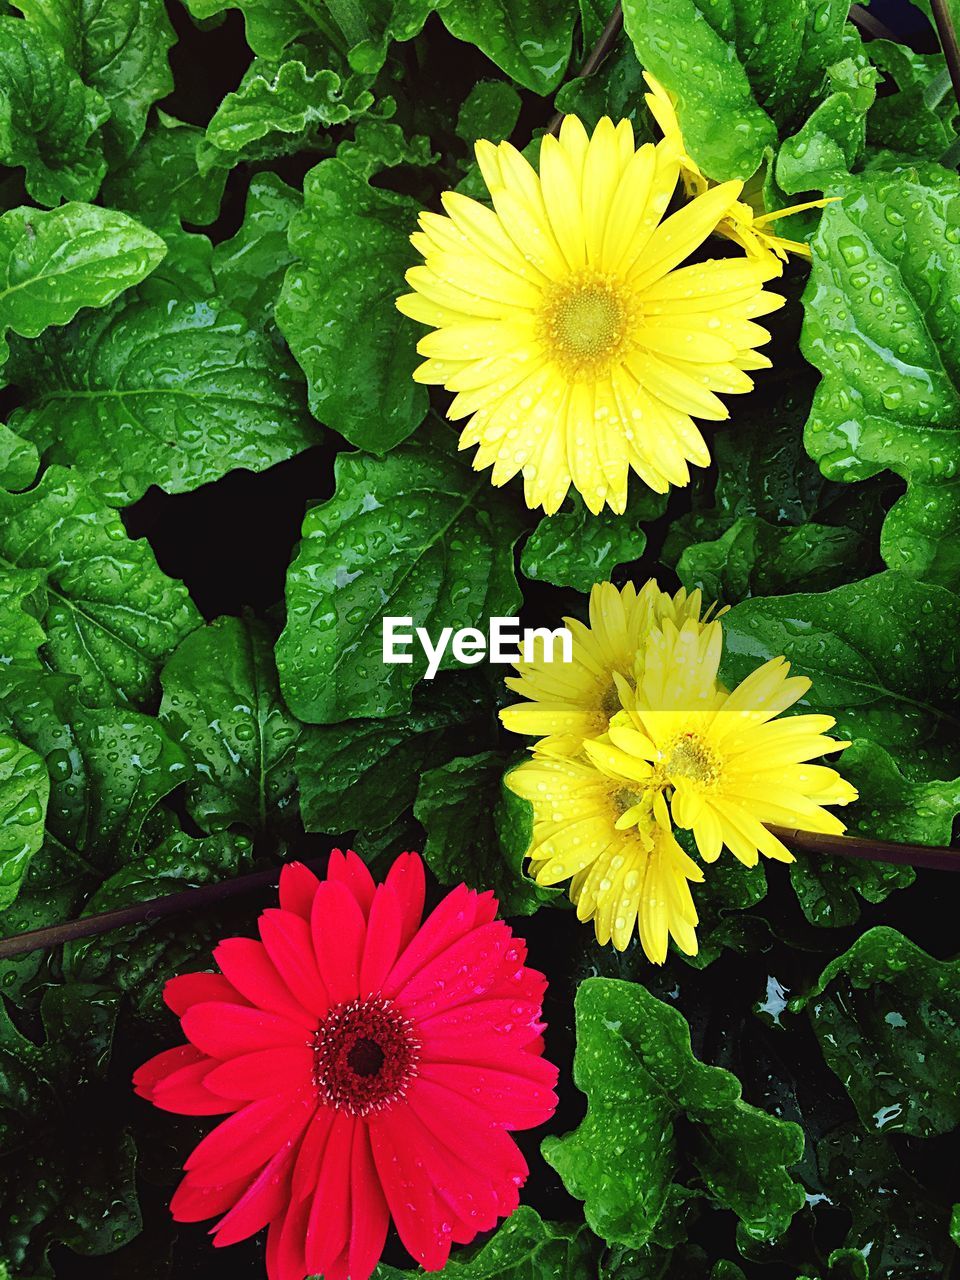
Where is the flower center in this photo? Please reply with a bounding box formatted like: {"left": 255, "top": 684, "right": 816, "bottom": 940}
{"left": 541, "top": 272, "right": 632, "bottom": 379}
{"left": 664, "top": 733, "right": 719, "bottom": 787}
{"left": 313, "top": 995, "right": 420, "bottom": 1117}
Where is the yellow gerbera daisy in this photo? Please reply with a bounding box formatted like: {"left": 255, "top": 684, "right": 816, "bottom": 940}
{"left": 396, "top": 115, "right": 783, "bottom": 515}
{"left": 643, "top": 72, "right": 834, "bottom": 268}
{"left": 499, "top": 578, "right": 716, "bottom": 756}
{"left": 506, "top": 752, "right": 702, "bottom": 961}
{"left": 584, "top": 615, "right": 859, "bottom": 866}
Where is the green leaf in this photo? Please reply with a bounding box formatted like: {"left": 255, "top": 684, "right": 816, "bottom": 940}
{"left": 841, "top": 738, "right": 960, "bottom": 845}
{"left": 719, "top": 572, "right": 960, "bottom": 780}
{"left": 277, "top": 142, "right": 429, "bottom": 451}
{"left": 13, "top": 0, "right": 176, "bottom": 161}
{"left": 676, "top": 844, "right": 768, "bottom": 968}
{"left": 0, "top": 465, "right": 200, "bottom": 707}
{"left": 7, "top": 290, "right": 317, "bottom": 508}
{"left": 867, "top": 41, "right": 959, "bottom": 160}
{"left": 776, "top": 53, "right": 878, "bottom": 196}
{"left": 677, "top": 515, "right": 867, "bottom": 604}
{"left": 626, "top": 0, "right": 835, "bottom": 179}
{"left": 212, "top": 173, "right": 302, "bottom": 327}
{"left": 455, "top": 80, "right": 522, "bottom": 146}
{"left": 438, "top": 0, "right": 577, "bottom": 94}
{"left": 553, "top": 36, "right": 654, "bottom": 133}
{"left": 0, "top": 985, "right": 140, "bottom": 1274}
{"left": 276, "top": 421, "right": 524, "bottom": 722}
{"left": 208, "top": 55, "right": 373, "bottom": 153}
{"left": 522, "top": 492, "right": 666, "bottom": 593}
{"left": 0, "top": 424, "right": 38, "bottom": 491}
{"left": 0, "top": 669, "right": 191, "bottom": 879}
{"left": 415, "top": 753, "right": 557, "bottom": 914}
{"left": 0, "top": 203, "right": 166, "bottom": 373}
{"left": 100, "top": 111, "right": 229, "bottom": 228}
{"left": 295, "top": 674, "right": 488, "bottom": 834}
{"left": 0, "top": 15, "right": 108, "bottom": 205}
{"left": 62, "top": 829, "right": 254, "bottom": 1012}
{"left": 373, "top": 1207, "right": 600, "bottom": 1278}
{"left": 818, "top": 1125, "right": 954, "bottom": 1280}
{"left": 543, "top": 978, "right": 805, "bottom": 1247}
{"left": 801, "top": 168, "right": 960, "bottom": 590}
{"left": 798, "top": 927, "right": 960, "bottom": 1137}
{"left": 159, "top": 616, "right": 301, "bottom": 836}
{"left": 0, "top": 734, "right": 48, "bottom": 910}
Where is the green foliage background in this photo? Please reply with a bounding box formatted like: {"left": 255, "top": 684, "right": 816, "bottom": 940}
{"left": 0, "top": 0, "right": 958, "bottom": 1276}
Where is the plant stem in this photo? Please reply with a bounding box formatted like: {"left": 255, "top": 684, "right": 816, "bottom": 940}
{"left": 546, "top": 2, "right": 624, "bottom": 136}
{"left": 932, "top": 0, "right": 960, "bottom": 120}
{"left": 767, "top": 826, "right": 960, "bottom": 872}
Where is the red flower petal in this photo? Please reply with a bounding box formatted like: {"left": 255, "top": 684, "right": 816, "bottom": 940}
{"left": 164, "top": 972, "right": 246, "bottom": 1017}
{"left": 327, "top": 848, "right": 376, "bottom": 918}
{"left": 304, "top": 1110, "right": 355, "bottom": 1275}
{"left": 181, "top": 1002, "right": 307, "bottom": 1060}
{"left": 171, "top": 1169, "right": 253, "bottom": 1223}
{"left": 204, "top": 1047, "right": 315, "bottom": 1102}
{"left": 311, "top": 881, "right": 366, "bottom": 1005}
{"left": 267, "top": 1192, "right": 310, "bottom": 1280}
{"left": 134, "top": 1043, "right": 206, "bottom": 1102}
{"left": 291, "top": 1105, "right": 336, "bottom": 1203}
{"left": 184, "top": 1091, "right": 315, "bottom": 1184}
{"left": 383, "top": 883, "right": 480, "bottom": 995}
{"left": 395, "top": 921, "right": 514, "bottom": 1016}
{"left": 348, "top": 1122, "right": 389, "bottom": 1280}
{"left": 259, "top": 909, "right": 329, "bottom": 1017}
{"left": 406, "top": 1078, "right": 528, "bottom": 1193}
{"left": 211, "top": 1141, "right": 298, "bottom": 1247}
{"left": 420, "top": 1061, "right": 557, "bottom": 1129}
{"left": 383, "top": 851, "right": 425, "bottom": 951}
{"left": 278, "top": 862, "right": 320, "bottom": 919}
{"left": 152, "top": 1057, "right": 240, "bottom": 1116}
{"left": 419, "top": 996, "right": 545, "bottom": 1057}
{"left": 358, "top": 884, "right": 403, "bottom": 995}
{"left": 369, "top": 1110, "right": 451, "bottom": 1272}
{"left": 214, "top": 937, "right": 316, "bottom": 1027}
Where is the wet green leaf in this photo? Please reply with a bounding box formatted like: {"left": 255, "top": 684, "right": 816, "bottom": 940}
{"left": 62, "top": 828, "right": 254, "bottom": 1012}
{"left": 776, "top": 54, "right": 878, "bottom": 195}
{"left": 622, "top": 0, "right": 850, "bottom": 179}
{"left": 0, "top": 985, "right": 141, "bottom": 1274}
{"left": 543, "top": 978, "right": 805, "bottom": 1247}
{"left": 207, "top": 53, "right": 374, "bottom": 152}
{"left": 0, "top": 202, "right": 165, "bottom": 374}
{"left": 0, "top": 465, "right": 200, "bottom": 707}
{"left": 374, "top": 1206, "right": 600, "bottom": 1277}
{"left": 798, "top": 927, "right": 960, "bottom": 1137}
{"left": 277, "top": 139, "right": 429, "bottom": 451}
{"left": 801, "top": 168, "right": 960, "bottom": 590}
{"left": 522, "top": 493, "right": 666, "bottom": 593}
{"left": 159, "top": 616, "right": 301, "bottom": 836}
{"left": 720, "top": 572, "right": 960, "bottom": 780}
{"left": 0, "top": 14, "right": 108, "bottom": 205}
{"left": 7, "top": 289, "right": 316, "bottom": 508}
{"left": 415, "top": 753, "right": 557, "bottom": 914}
{"left": 439, "top": 0, "right": 577, "bottom": 94}
{"left": 295, "top": 674, "right": 488, "bottom": 834}
{"left": 867, "top": 41, "right": 958, "bottom": 160}
{"left": 276, "top": 421, "right": 524, "bottom": 722}
{"left": 0, "top": 425, "right": 38, "bottom": 492}
{"left": 212, "top": 172, "right": 302, "bottom": 328}
{"left": 12, "top": 0, "right": 176, "bottom": 161}
{"left": 456, "top": 81, "right": 522, "bottom": 146}
{"left": 0, "top": 734, "right": 48, "bottom": 911}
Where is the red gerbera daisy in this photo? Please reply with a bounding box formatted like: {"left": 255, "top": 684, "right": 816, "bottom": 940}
{"left": 133, "top": 850, "right": 558, "bottom": 1279}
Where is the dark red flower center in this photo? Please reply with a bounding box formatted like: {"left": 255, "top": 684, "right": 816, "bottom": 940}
{"left": 313, "top": 995, "right": 420, "bottom": 1117}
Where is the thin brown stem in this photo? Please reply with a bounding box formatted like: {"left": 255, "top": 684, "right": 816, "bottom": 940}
{"left": 931, "top": 0, "right": 960, "bottom": 123}
{"left": 767, "top": 826, "right": 960, "bottom": 872}
{"left": 546, "top": 2, "right": 624, "bottom": 136}
{"left": 848, "top": 4, "right": 898, "bottom": 41}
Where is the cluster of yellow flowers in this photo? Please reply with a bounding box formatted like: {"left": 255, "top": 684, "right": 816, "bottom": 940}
{"left": 501, "top": 580, "right": 857, "bottom": 963}
{"left": 397, "top": 76, "right": 830, "bottom": 517}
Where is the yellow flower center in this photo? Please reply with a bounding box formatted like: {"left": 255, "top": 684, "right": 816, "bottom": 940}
{"left": 541, "top": 271, "right": 633, "bottom": 380}
{"left": 664, "top": 733, "right": 719, "bottom": 787}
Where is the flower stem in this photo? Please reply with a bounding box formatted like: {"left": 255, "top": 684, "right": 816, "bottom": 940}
{"left": 546, "top": 2, "right": 624, "bottom": 137}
